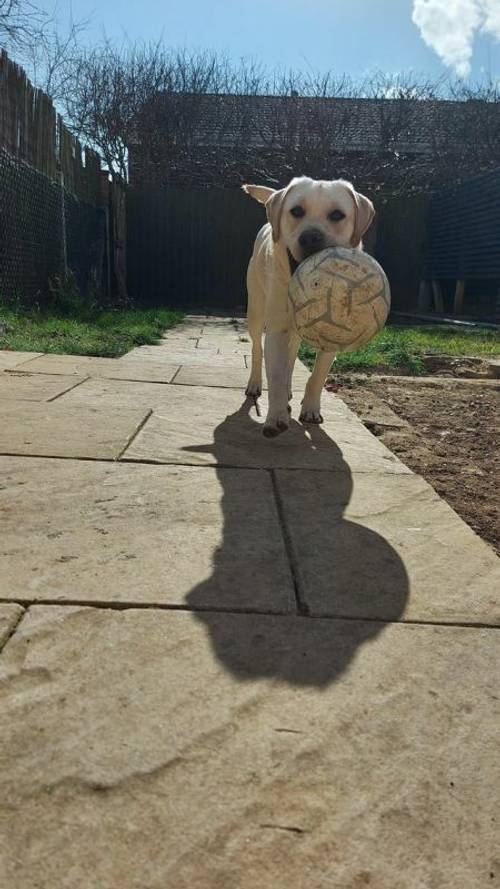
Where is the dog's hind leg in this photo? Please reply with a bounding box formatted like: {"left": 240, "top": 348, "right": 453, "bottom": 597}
{"left": 245, "top": 265, "right": 265, "bottom": 398}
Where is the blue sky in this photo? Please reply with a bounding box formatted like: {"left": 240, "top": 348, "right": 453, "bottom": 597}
{"left": 48, "top": 0, "right": 500, "bottom": 81}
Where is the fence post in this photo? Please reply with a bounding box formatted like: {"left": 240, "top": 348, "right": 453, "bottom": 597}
{"left": 100, "top": 171, "right": 112, "bottom": 301}
{"left": 110, "top": 177, "right": 128, "bottom": 305}
{"left": 59, "top": 169, "right": 68, "bottom": 278}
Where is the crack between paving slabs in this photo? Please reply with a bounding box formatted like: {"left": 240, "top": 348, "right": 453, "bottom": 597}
{"left": 0, "top": 452, "right": 138, "bottom": 464}
{"left": 115, "top": 409, "right": 154, "bottom": 460}
{"left": 46, "top": 375, "right": 92, "bottom": 402}
{"left": 270, "top": 469, "right": 309, "bottom": 616}
{"left": 0, "top": 605, "right": 27, "bottom": 655}
{"left": 0, "top": 596, "right": 499, "bottom": 631}
{"left": 169, "top": 365, "right": 184, "bottom": 383}
{"left": 0, "top": 451, "right": 413, "bottom": 476}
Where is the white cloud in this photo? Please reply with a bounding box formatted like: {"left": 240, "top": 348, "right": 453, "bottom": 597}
{"left": 482, "top": 0, "right": 500, "bottom": 39}
{"left": 412, "top": 0, "right": 500, "bottom": 77}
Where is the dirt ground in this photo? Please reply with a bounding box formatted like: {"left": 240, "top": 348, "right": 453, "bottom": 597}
{"left": 331, "top": 375, "right": 500, "bottom": 557}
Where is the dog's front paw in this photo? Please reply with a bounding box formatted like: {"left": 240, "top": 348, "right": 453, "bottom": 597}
{"left": 263, "top": 408, "right": 290, "bottom": 438}
{"left": 245, "top": 378, "right": 262, "bottom": 398}
{"left": 300, "top": 402, "right": 324, "bottom": 424}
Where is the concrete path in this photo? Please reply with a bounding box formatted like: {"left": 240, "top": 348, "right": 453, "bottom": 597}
{"left": 0, "top": 317, "right": 499, "bottom": 889}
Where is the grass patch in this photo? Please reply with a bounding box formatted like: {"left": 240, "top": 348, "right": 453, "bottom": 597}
{"left": 0, "top": 302, "right": 184, "bottom": 358}
{"left": 299, "top": 324, "right": 500, "bottom": 375}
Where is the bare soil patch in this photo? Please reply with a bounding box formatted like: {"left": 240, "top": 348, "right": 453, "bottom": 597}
{"left": 331, "top": 375, "right": 500, "bottom": 556}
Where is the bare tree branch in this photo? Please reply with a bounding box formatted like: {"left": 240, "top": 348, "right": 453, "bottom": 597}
{"left": 0, "top": 0, "right": 46, "bottom": 49}
{"left": 23, "top": 14, "right": 89, "bottom": 101}
{"left": 28, "top": 36, "right": 499, "bottom": 194}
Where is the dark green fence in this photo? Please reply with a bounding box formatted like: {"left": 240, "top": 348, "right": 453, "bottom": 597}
{"left": 127, "top": 188, "right": 264, "bottom": 312}
{"left": 127, "top": 186, "right": 430, "bottom": 313}
{"left": 375, "top": 192, "right": 430, "bottom": 312}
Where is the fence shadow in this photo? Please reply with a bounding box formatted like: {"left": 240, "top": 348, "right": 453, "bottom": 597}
{"left": 184, "top": 398, "right": 409, "bottom": 688}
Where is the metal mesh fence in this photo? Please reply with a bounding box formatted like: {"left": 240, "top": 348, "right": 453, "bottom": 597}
{"left": 0, "top": 147, "right": 107, "bottom": 306}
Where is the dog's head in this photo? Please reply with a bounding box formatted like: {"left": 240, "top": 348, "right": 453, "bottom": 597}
{"left": 243, "top": 177, "right": 375, "bottom": 271}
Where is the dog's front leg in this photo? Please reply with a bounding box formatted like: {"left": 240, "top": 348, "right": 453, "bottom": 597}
{"left": 300, "top": 349, "right": 336, "bottom": 424}
{"left": 245, "top": 264, "right": 265, "bottom": 398}
{"left": 287, "top": 331, "right": 301, "bottom": 402}
{"left": 263, "top": 331, "right": 290, "bottom": 437}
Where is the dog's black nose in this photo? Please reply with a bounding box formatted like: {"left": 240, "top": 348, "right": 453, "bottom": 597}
{"left": 298, "top": 228, "right": 325, "bottom": 255}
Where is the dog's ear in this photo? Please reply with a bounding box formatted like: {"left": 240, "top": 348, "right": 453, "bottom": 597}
{"left": 243, "top": 179, "right": 303, "bottom": 242}
{"left": 343, "top": 183, "right": 375, "bottom": 247}
{"left": 265, "top": 188, "right": 289, "bottom": 242}
{"left": 242, "top": 184, "right": 276, "bottom": 205}
{"left": 242, "top": 184, "right": 287, "bottom": 242}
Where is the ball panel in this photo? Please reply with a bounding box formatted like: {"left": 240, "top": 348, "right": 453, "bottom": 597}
{"left": 289, "top": 247, "right": 390, "bottom": 354}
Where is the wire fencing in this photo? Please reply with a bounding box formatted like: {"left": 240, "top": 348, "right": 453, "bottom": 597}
{"left": 0, "top": 51, "right": 125, "bottom": 307}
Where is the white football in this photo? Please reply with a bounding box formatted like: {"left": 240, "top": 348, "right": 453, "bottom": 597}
{"left": 288, "top": 247, "right": 391, "bottom": 353}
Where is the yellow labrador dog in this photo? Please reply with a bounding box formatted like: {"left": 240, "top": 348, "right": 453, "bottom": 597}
{"left": 243, "top": 176, "right": 374, "bottom": 437}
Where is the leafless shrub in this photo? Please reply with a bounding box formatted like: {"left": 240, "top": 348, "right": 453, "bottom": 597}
{"left": 15, "top": 30, "right": 498, "bottom": 194}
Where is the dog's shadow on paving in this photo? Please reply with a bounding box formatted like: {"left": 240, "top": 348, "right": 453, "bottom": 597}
{"left": 183, "top": 398, "right": 409, "bottom": 688}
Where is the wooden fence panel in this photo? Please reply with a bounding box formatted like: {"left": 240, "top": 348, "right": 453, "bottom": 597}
{"left": 0, "top": 50, "right": 102, "bottom": 205}
{"left": 127, "top": 186, "right": 430, "bottom": 312}
{"left": 127, "top": 187, "right": 265, "bottom": 310}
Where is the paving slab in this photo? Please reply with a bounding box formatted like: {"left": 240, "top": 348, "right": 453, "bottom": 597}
{"left": 122, "top": 385, "right": 410, "bottom": 473}
{"left": 160, "top": 333, "right": 201, "bottom": 342}
{"left": 168, "top": 323, "right": 204, "bottom": 336}
{"left": 0, "top": 603, "right": 24, "bottom": 647}
{"left": 194, "top": 334, "right": 250, "bottom": 343}
{"left": 0, "top": 372, "right": 86, "bottom": 402}
{"left": 60, "top": 377, "right": 182, "bottom": 409}
{"left": 276, "top": 470, "right": 500, "bottom": 625}
{"left": 60, "top": 377, "right": 260, "bottom": 410}
{"left": 124, "top": 346, "right": 247, "bottom": 367}
{"left": 0, "top": 350, "right": 42, "bottom": 369}
{"left": 189, "top": 339, "right": 225, "bottom": 351}
{"left": 195, "top": 340, "right": 251, "bottom": 355}
{"left": 0, "top": 403, "right": 150, "bottom": 460}
{"left": 1, "top": 606, "right": 499, "bottom": 889}
{"left": 165, "top": 339, "right": 202, "bottom": 348}
{"left": 124, "top": 343, "right": 229, "bottom": 359}
{"left": 173, "top": 364, "right": 262, "bottom": 389}
{"left": 196, "top": 317, "right": 246, "bottom": 332}
{"left": 16, "top": 354, "right": 180, "bottom": 383}
{"left": 171, "top": 362, "right": 314, "bottom": 391}
{"left": 0, "top": 457, "right": 294, "bottom": 610}
{"left": 61, "top": 368, "right": 402, "bottom": 473}
{"left": 216, "top": 344, "right": 253, "bottom": 353}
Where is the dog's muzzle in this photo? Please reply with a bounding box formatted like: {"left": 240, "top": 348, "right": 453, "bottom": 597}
{"left": 298, "top": 227, "right": 326, "bottom": 260}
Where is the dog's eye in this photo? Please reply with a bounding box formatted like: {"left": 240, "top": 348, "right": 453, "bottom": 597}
{"left": 290, "top": 206, "right": 305, "bottom": 218}
{"left": 328, "top": 210, "right": 345, "bottom": 222}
